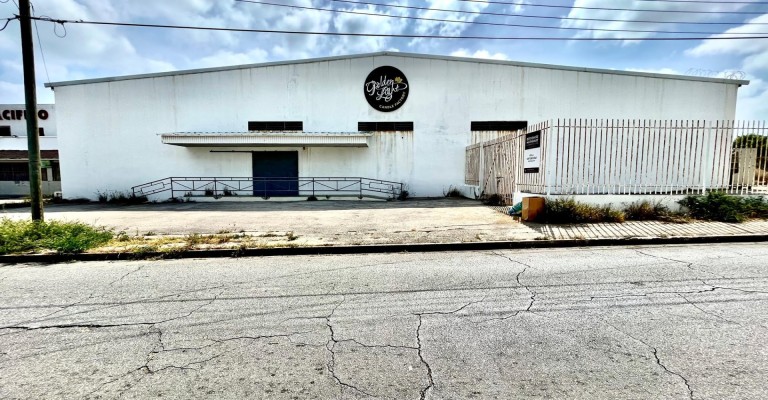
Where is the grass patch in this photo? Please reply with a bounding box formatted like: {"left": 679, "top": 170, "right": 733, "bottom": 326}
{"left": 97, "top": 191, "right": 148, "bottom": 205}
{"left": 624, "top": 200, "right": 691, "bottom": 223}
{"left": 0, "top": 218, "right": 113, "bottom": 254}
{"left": 624, "top": 200, "right": 669, "bottom": 221}
{"left": 538, "top": 198, "right": 625, "bottom": 224}
{"left": 678, "top": 192, "right": 768, "bottom": 223}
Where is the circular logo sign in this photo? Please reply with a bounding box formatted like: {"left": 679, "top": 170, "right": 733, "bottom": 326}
{"left": 363, "top": 66, "right": 409, "bottom": 112}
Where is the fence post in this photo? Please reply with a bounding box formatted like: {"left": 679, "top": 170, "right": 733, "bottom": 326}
{"left": 545, "top": 120, "right": 556, "bottom": 196}
{"left": 701, "top": 121, "right": 710, "bottom": 194}
{"left": 479, "top": 144, "right": 486, "bottom": 195}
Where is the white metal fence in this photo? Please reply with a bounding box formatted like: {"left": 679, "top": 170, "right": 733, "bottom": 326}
{"left": 465, "top": 120, "right": 768, "bottom": 203}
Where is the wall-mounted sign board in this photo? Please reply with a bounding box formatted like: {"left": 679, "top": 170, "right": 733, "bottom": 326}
{"left": 524, "top": 131, "right": 541, "bottom": 173}
{"left": 363, "top": 66, "right": 409, "bottom": 112}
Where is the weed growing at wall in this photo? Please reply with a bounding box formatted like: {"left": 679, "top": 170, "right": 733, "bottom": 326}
{"left": 444, "top": 186, "right": 463, "bottom": 198}
{"left": 0, "top": 218, "right": 113, "bottom": 254}
{"left": 482, "top": 194, "right": 504, "bottom": 206}
{"left": 539, "top": 198, "right": 625, "bottom": 223}
{"left": 96, "top": 191, "right": 148, "bottom": 205}
{"left": 678, "top": 192, "right": 768, "bottom": 222}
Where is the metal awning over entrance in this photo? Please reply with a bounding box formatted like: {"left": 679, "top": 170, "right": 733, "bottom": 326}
{"left": 161, "top": 132, "right": 372, "bottom": 147}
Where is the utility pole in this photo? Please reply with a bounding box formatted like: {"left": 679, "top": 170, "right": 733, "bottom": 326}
{"left": 19, "top": 0, "right": 43, "bottom": 221}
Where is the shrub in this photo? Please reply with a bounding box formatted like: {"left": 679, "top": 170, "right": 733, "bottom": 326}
{"left": 307, "top": 195, "right": 318, "bottom": 201}
{"left": 0, "top": 218, "right": 113, "bottom": 254}
{"left": 624, "top": 201, "right": 670, "bottom": 221}
{"left": 623, "top": 200, "right": 691, "bottom": 223}
{"left": 678, "top": 192, "right": 768, "bottom": 222}
{"left": 397, "top": 190, "right": 410, "bottom": 201}
{"left": 539, "top": 198, "right": 625, "bottom": 224}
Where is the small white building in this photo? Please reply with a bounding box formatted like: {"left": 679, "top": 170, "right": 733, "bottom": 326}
{"left": 44, "top": 52, "right": 746, "bottom": 200}
{"left": 0, "top": 104, "right": 59, "bottom": 197}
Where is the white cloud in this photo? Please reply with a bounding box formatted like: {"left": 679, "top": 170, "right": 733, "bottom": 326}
{"left": 511, "top": 0, "right": 527, "bottom": 14}
{"left": 195, "top": 49, "right": 269, "bottom": 68}
{"left": 686, "top": 14, "right": 768, "bottom": 59}
{"left": 625, "top": 67, "right": 681, "bottom": 75}
{"left": 561, "top": 0, "right": 756, "bottom": 41}
{"left": 414, "top": 0, "right": 491, "bottom": 37}
{"left": 450, "top": 48, "right": 509, "bottom": 60}
{"left": 329, "top": 5, "right": 410, "bottom": 55}
{"left": 684, "top": 13, "right": 768, "bottom": 119}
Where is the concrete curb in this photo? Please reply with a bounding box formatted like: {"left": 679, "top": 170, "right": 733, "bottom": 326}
{"left": 2, "top": 234, "right": 768, "bottom": 264}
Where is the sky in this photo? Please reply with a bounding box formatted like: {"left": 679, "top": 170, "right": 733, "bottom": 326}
{"left": 0, "top": 0, "right": 766, "bottom": 119}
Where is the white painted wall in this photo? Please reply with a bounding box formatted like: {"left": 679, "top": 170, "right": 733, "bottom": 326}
{"left": 0, "top": 137, "right": 59, "bottom": 151}
{"left": 51, "top": 55, "right": 740, "bottom": 200}
{"left": 0, "top": 181, "right": 61, "bottom": 197}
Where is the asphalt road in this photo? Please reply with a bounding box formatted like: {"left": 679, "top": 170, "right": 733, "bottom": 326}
{"left": 1, "top": 243, "right": 767, "bottom": 399}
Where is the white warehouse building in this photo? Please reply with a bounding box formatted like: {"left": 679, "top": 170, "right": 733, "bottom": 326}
{"left": 45, "top": 52, "right": 746, "bottom": 200}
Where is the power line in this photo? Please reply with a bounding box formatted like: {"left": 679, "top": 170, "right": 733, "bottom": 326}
{"left": 323, "top": 0, "right": 768, "bottom": 25}
{"left": 0, "top": 17, "right": 15, "bottom": 31}
{"left": 583, "top": 0, "right": 768, "bottom": 4}
{"left": 26, "top": 16, "right": 768, "bottom": 40}
{"left": 30, "top": 3, "right": 51, "bottom": 84}
{"left": 235, "top": 0, "right": 768, "bottom": 35}
{"left": 450, "top": 0, "right": 767, "bottom": 14}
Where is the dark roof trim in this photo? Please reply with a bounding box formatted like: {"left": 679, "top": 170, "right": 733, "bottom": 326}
{"left": 0, "top": 150, "right": 59, "bottom": 160}
{"left": 44, "top": 52, "right": 749, "bottom": 88}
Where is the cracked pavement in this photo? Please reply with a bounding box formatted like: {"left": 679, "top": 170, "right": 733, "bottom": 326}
{"left": 1, "top": 243, "right": 767, "bottom": 399}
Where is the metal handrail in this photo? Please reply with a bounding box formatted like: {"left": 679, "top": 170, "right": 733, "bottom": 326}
{"left": 131, "top": 176, "right": 404, "bottom": 199}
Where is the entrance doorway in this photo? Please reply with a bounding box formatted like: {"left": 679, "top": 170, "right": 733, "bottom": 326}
{"left": 252, "top": 151, "right": 299, "bottom": 197}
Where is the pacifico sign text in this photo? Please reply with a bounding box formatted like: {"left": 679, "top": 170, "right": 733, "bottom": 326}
{"left": 0, "top": 109, "right": 49, "bottom": 121}
{"left": 364, "top": 66, "right": 409, "bottom": 112}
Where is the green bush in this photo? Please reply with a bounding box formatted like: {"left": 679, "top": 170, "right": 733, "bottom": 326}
{"left": 624, "top": 201, "right": 691, "bottom": 223}
{"left": 539, "top": 198, "right": 625, "bottom": 224}
{"left": 96, "top": 191, "right": 147, "bottom": 205}
{"left": 678, "top": 192, "right": 768, "bottom": 222}
{"left": 0, "top": 218, "right": 113, "bottom": 254}
{"left": 624, "top": 201, "right": 668, "bottom": 221}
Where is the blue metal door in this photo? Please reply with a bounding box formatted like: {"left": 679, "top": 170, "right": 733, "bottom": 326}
{"left": 252, "top": 152, "right": 299, "bottom": 197}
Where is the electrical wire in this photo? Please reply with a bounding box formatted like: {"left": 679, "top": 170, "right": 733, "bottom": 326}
{"left": 322, "top": 0, "right": 768, "bottom": 26}
{"left": 449, "top": 0, "right": 767, "bottom": 14}
{"left": 26, "top": 16, "right": 768, "bottom": 40}
{"left": 30, "top": 2, "right": 51, "bottom": 84}
{"left": 0, "top": 16, "right": 15, "bottom": 31}
{"left": 236, "top": 0, "right": 768, "bottom": 35}
{"left": 631, "top": 0, "right": 768, "bottom": 3}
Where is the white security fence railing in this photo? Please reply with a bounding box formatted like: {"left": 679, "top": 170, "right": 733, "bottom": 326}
{"left": 466, "top": 121, "right": 551, "bottom": 205}
{"left": 465, "top": 120, "right": 768, "bottom": 203}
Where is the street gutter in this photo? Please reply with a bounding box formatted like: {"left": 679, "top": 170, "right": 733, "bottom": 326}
{"left": 2, "top": 234, "right": 768, "bottom": 264}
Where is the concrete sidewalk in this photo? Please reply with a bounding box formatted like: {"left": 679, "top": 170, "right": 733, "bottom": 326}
{"left": 3, "top": 198, "right": 768, "bottom": 248}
